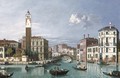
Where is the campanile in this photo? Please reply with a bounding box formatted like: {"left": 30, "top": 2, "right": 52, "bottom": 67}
{"left": 25, "top": 11, "right": 31, "bottom": 59}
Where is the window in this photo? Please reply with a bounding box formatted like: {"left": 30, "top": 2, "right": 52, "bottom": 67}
{"left": 96, "top": 48, "right": 98, "bottom": 52}
{"left": 93, "top": 48, "right": 95, "bottom": 52}
{"left": 106, "top": 55, "right": 108, "bottom": 58}
{"left": 40, "top": 42, "right": 42, "bottom": 45}
{"left": 113, "top": 31, "right": 115, "bottom": 35}
{"left": 113, "top": 38, "right": 115, "bottom": 45}
{"left": 106, "top": 32, "right": 108, "bottom": 35}
{"left": 106, "top": 48, "right": 108, "bottom": 53}
{"left": 36, "top": 41, "right": 38, "bottom": 45}
{"left": 101, "top": 32, "right": 103, "bottom": 35}
{"left": 32, "top": 41, "right": 34, "bottom": 46}
{"left": 113, "top": 48, "right": 115, "bottom": 52}
{"left": 106, "top": 37, "right": 108, "bottom": 43}
{"left": 101, "top": 48, "right": 103, "bottom": 53}
{"left": 95, "top": 54, "right": 98, "bottom": 58}
{"left": 88, "top": 48, "right": 91, "bottom": 52}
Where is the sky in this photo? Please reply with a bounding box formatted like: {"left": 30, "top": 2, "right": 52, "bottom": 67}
{"left": 0, "top": 0, "right": 120, "bottom": 47}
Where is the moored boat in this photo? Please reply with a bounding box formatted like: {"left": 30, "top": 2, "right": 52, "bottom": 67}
{"left": 73, "top": 64, "right": 87, "bottom": 71}
{"left": 35, "top": 64, "right": 43, "bottom": 67}
{"left": 49, "top": 67, "right": 69, "bottom": 76}
{"left": 97, "top": 62, "right": 109, "bottom": 65}
{"left": 0, "top": 70, "right": 13, "bottom": 78}
{"left": 103, "top": 38, "right": 120, "bottom": 77}
{"left": 103, "top": 71, "right": 120, "bottom": 77}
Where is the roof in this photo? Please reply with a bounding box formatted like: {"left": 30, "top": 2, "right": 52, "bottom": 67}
{"left": 0, "top": 40, "right": 18, "bottom": 43}
{"left": 98, "top": 26, "right": 118, "bottom": 32}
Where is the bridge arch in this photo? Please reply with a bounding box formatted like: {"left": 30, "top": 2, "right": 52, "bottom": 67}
{"left": 59, "top": 54, "right": 74, "bottom": 62}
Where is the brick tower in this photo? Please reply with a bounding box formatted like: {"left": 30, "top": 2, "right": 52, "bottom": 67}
{"left": 25, "top": 11, "right": 31, "bottom": 60}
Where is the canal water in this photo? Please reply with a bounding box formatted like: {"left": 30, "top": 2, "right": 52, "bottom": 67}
{"left": 0, "top": 61, "right": 120, "bottom": 78}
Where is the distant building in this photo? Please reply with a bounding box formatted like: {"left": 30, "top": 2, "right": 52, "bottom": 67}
{"left": 21, "top": 36, "right": 48, "bottom": 61}
{"left": 58, "top": 44, "right": 67, "bottom": 53}
{"left": 52, "top": 45, "right": 58, "bottom": 52}
{"left": 0, "top": 39, "right": 19, "bottom": 58}
{"left": 48, "top": 47, "right": 52, "bottom": 59}
{"left": 78, "top": 35, "right": 98, "bottom": 62}
{"left": 0, "top": 39, "right": 18, "bottom": 48}
{"left": 98, "top": 23, "right": 119, "bottom": 63}
{"left": 52, "top": 44, "right": 76, "bottom": 59}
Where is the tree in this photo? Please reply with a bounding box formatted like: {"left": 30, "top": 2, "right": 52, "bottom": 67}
{"left": 13, "top": 48, "right": 22, "bottom": 57}
{"left": 6, "top": 47, "right": 13, "bottom": 57}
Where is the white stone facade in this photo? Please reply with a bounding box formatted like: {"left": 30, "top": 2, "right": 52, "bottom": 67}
{"left": 98, "top": 26, "right": 119, "bottom": 62}
{"left": 87, "top": 46, "right": 99, "bottom": 62}
{"left": 0, "top": 46, "right": 5, "bottom": 60}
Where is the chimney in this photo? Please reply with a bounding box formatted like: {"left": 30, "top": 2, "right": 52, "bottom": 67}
{"left": 88, "top": 34, "right": 89, "bottom": 38}
{"left": 84, "top": 34, "right": 85, "bottom": 38}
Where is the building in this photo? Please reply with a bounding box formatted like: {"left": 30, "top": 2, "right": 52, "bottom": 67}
{"left": 0, "top": 46, "right": 5, "bottom": 60}
{"left": 98, "top": 23, "right": 119, "bottom": 63}
{"left": 78, "top": 35, "right": 98, "bottom": 62}
{"left": 25, "top": 11, "right": 32, "bottom": 59}
{"left": 52, "top": 45, "right": 58, "bottom": 53}
{"left": 48, "top": 47, "right": 52, "bottom": 59}
{"left": 76, "top": 44, "right": 81, "bottom": 61}
{"left": 51, "top": 44, "right": 76, "bottom": 59}
{"left": 0, "top": 39, "right": 18, "bottom": 48}
{"left": 57, "top": 44, "right": 67, "bottom": 53}
{"left": 21, "top": 36, "right": 48, "bottom": 61}
{"left": 87, "top": 45, "right": 99, "bottom": 62}
{"left": 0, "top": 39, "right": 19, "bottom": 58}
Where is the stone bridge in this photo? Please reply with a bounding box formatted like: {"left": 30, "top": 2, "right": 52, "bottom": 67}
{"left": 59, "top": 54, "right": 75, "bottom": 60}
{"left": 51, "top": 54, "right": 75, "bottom": 62}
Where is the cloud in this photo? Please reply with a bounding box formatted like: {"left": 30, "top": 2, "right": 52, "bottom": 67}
{"left": 69, "top": 14, "right": 81, "bottom": 24}
{"left": 69, "top": 13, "right": 100, "bottom": 29}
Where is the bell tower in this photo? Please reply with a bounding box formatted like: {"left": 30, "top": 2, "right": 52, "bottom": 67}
{"left": 25, "top": 10, "right": 31, "bottom": 60}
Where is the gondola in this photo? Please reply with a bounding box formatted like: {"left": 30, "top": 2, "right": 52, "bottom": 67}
{"left": 35, "top": 64, "right": 43, "bottom": 67}
{"left": 0, "top": 72, "right": 13, "bottom": 78}
{"left": 49, "top": 67, "right": 69, "bottom": 76}
{"left": 73, "top": 63, "right": 87, "bottom": 71}
{"left": 97, "top": 62, "right": 109, "bottom": 65}
{"left": 103, "top": 71, "right": 120, "bottom": 77}
{"left": 73, "top": 66, "right": 87, "bottom": 71}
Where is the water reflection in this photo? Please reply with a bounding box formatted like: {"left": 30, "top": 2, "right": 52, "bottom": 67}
{"left": 0, "top": 62, "right": 120, "bottom": 78}
{"left": 31, "top": 67, "right": 44, "bottom": 76}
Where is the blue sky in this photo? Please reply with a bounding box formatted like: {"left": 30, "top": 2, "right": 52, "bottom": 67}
{"left": 0, "top": 0, "right": 120, "bottom": 47}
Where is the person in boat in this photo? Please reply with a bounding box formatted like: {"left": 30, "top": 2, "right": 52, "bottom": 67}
{"left": 25, "top": 65, "right": 29, "bottom": 71}
{"left": 109, "top": 71, "right": 112, "bottom": 75}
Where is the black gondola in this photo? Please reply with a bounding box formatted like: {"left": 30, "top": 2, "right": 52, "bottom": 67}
{"left": 103, "top": 71, "right": 120, "bottom": 77}
{"left": 97, "top": 62, "right": 109, "bottom": 65}
{"left": 49, "top": 67, "right": 69, "bottom": 76}
{"left": 35, "top": 64, "right": 43, "bottom": 67}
